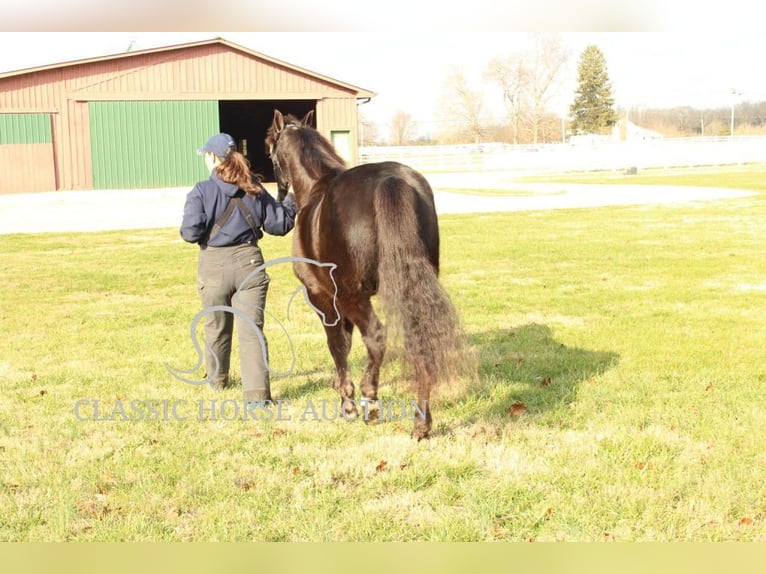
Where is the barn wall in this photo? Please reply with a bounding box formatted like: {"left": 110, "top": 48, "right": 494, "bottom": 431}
{"left": 0, "top": 143, "right": 56, "bottom": 194}
{"left": 65, "top": 45, "right": 355, "bottom": 102}
{"left": 316, "top": 98, "right": 360, "bottom": 165}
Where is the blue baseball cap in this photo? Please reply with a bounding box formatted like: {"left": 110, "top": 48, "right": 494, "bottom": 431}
{"left": 198, "top": 133, "right": 236, "bottom": 158}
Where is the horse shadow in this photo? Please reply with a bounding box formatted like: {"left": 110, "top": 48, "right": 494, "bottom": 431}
{"left": 277, "top": 370, "right": 331, "bottom": 400}
{"left": 437, "top": 323, "right": 620, "bottom": 433}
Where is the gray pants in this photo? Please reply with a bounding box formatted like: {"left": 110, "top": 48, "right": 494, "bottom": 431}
{"left": 197, "top": 243, "right": 271, "bottom": 401}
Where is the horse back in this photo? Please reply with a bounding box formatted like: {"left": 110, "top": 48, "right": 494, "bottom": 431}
{"left": 335, "top": 161, "right": 438, "bottom": 262}
{"left": 294, "top": 161, "right": 439, "bottom": 294}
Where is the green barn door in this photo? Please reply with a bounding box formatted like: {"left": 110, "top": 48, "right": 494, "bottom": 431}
{"left": 89, "top": 101, "right": 219, "bottom": 189}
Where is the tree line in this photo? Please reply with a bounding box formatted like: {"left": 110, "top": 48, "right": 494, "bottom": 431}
{"left": 361, "top": 36, "right": 766, "bottom": 146}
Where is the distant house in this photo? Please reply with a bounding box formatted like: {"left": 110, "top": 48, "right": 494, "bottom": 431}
{"left": 613, "top": 119, "right": 664, "bottom": 141}
{"left": 0, "top": 37, "right": 375, "bottom": 194}
{"left": 569, "top": 119, "right": 663, "bottom": 146}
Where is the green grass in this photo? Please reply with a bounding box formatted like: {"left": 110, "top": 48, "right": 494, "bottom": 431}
{"left": 519, "top": 163, "right": 766, "bottom": 190}
{"left": 432, "top": 187, "right": 564, "bottom": 197}
{"left": 2, "top": 166, "right": 766, "bottom": 541}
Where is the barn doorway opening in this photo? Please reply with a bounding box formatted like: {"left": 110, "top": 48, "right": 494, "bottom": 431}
{"left": 218, "top": 100, "right": 316, "bottom": 182}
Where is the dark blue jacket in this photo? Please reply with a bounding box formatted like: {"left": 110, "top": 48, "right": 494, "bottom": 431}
{"left": 180, "top": 172, "right": 296, "bottom": 246}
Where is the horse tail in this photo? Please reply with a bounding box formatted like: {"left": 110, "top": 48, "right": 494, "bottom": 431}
{"left": 373, "top": 176, "right": 461, "bottom": 386}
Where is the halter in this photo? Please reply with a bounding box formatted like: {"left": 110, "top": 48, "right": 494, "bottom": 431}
{"left": 269, "top": 122, "right": 300, "bottom": 201}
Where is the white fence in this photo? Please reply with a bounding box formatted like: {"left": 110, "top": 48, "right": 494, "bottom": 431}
{"left": 359, "top": 136, "right": 766, "bottom": 175}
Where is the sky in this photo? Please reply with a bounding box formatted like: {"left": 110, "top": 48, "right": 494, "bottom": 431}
{"left": 1, "top": 31, "right": 765, "bottom": 134}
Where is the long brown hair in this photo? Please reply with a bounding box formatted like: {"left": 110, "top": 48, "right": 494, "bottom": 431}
{"left": 215, "top": 149, "right": 262, "bottom": 195}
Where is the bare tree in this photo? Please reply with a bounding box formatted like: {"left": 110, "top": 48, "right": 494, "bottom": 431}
{"left": 485, "top": 33, "right": 569, "bottom": 144}
{"left": 358, "top": 109, "right": 382, "bottom": 146}
{"left": 389, "top": 110, "right": 417, "bottom": 145}
{"left": 436, "top": 66, "right": 487, "bottom": 144}
{"left": 526, "top": 34, "right": 569, "bottom": 144}
{"left": 485, "top": 54, "right": 529, "bottom": 144}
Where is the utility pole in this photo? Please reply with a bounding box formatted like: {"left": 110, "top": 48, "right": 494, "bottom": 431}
{"left": 730, "top": 89, "right": 741, "bottom": 137}
{"left": 560, "top": 105, "right": 568, "bottom": 144}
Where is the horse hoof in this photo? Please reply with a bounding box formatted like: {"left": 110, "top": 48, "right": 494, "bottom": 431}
{"left": 365, "top": 411, "right": 380, "bottom": 425}
{"left": 361, "top": 399, "right": 379, "bottom": 424}
{"left": 411, "top": 428, "right": 430, "bottom": 441}
{"left": 341, "top": 401, "right": 359, "bottom": 420}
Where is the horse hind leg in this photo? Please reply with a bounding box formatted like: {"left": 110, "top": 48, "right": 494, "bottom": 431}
{"left": 344, "top": 297, "right": 386, "bottom": 423}
{"left": 411, "top": 360, "right": 434, "bottom": 440}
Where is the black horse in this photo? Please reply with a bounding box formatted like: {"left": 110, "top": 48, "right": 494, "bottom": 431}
{"left": 266, "top": 109, "right": 460, "bottom": 439}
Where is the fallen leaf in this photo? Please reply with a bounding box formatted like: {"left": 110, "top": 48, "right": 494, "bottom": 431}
{"left": 292, "top": 466, "right": 300, "bottom": 475}
{"left": 101, "top": 472, "right": 118, "bottom": 484}
{"left": 399, "top": 463, "right": 409, "bottom": 470}
{"left": 272, "top": 428, "right": 287, "bottom": 436}
{"left": 507, "top": 403, "right": 526, "bottom": 418}
{"left": 96, "top": 472, "right": 119, "bottom": 494}
{"left": 739, "top": 517, "right": 754, "bottom": 526}
{"left": 705, "top": 384, "right": 714, "bottom": 392}
{"left": 492, "top": 526, "right": 509, "bottom": 539}
{"left": 75, "top": 498, "right": 110, "bottom": 519}
{"left": 375, "top": 460, "right": 388, "bottom": 472}
{"left": 234, "top": 479, "right": 256, "bottom": 491}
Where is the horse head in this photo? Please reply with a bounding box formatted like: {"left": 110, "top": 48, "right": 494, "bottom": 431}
{"left": 266, "top": 109, "right": 314, "bottom": 202}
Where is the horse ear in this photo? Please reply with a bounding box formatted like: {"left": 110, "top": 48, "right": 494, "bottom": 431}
{"left": 273, "top": 109, "right": 285, "bottom": 132}
{"left": 301, "top": 110, "right": 315, "bottom": 127}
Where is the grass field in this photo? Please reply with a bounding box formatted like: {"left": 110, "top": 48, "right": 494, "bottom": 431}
{"left": 1, "top": 165, "right": 765, "bottom": 541}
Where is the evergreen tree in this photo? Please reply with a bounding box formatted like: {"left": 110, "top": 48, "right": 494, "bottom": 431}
{"left": 569, "top": 45, "right": 618, "bottom": 135}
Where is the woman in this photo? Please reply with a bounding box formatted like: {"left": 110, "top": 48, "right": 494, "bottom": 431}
{"left": 180, "top": 133, "right": 296, "bottom": 404}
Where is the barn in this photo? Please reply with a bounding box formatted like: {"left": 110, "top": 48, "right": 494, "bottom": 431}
{"left": 0, "top": 37, "right": 375, "bottom": 194}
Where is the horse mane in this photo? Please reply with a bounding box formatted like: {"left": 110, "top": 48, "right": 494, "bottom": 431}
{"left": 267, "top": 113, "right": 347, "bottom": 187}
{"left": 295, "top": 128, "right": 347, "bottom": 180}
